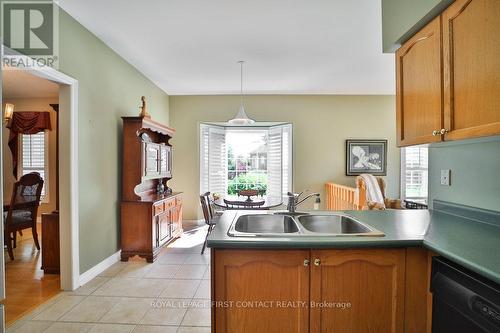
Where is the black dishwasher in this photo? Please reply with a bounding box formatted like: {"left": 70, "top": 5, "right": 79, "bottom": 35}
{"left": 431, "top": 257, "right": 500, "bottom": 333}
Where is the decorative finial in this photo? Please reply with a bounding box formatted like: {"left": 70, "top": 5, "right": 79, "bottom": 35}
{"left": 139, "top": 96, "right": 150, "bottom": 118}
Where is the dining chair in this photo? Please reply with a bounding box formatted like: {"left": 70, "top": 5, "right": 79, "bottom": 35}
{"left": 4, "top": 172, "right": 44, "bottom": 261}
{"left": 200, "top": 192, "right": 219, "bottom": 254}
{"left": 223, "top": 199, "right": 266, "bottom": 210}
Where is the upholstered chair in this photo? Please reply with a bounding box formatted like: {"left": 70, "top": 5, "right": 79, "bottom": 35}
{"left": 356, "top": 174, "right": 403, "bottom": 210}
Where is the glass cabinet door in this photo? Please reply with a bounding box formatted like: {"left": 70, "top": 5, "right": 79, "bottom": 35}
{"left": 144, "top": 143, "right": 160, "bottom": 177}
{"left": 159, "top": 145, "right": 172, "bottom": 178}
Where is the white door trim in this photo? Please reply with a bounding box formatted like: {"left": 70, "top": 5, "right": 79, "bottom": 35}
{"left": 3, "top": 47, "right": 80, "bottom": 291}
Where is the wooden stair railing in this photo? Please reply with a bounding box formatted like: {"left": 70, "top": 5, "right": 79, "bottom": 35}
{"left": 325, "top": 179, "right": 367, "bottom": 211}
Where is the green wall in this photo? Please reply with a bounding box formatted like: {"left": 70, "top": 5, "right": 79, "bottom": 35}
{"left": 170, "top": 95, "right": 399, "bottom": 220}
{"left": 429, "top": 138, "right": 500, "bottom": 212}
{"left": 381, "top": 0, "right": 453, "bottom": 52}
{"left": 58, "top": 10, "right": 169, "bottom": 273}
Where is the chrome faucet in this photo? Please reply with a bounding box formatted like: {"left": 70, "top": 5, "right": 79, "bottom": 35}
{"left": 286, "top": 191, "right": 321, "bottom": 213}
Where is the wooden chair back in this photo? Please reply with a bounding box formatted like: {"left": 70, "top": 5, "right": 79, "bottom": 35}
{"left": 223, "top": 199, "right": 266, "bottom": 210}
{"left": 199, "top": 192, "right": 214, "bottom": 224}
{"left": 5, "top": 172, "right": 44, "bottom": 227}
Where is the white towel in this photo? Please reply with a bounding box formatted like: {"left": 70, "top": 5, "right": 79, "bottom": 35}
{"left": 359, "top": 174, "right": 385, "bottom": 207}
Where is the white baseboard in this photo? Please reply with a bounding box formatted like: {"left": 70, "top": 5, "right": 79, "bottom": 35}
{"left": 79, "top": 250, "right": 121, "bottom": 286}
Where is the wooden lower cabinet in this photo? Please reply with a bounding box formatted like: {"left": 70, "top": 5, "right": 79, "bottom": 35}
{"left": 212, "top": 248, "right": 432, "bottom": 333}
{"left": 404, "top": 247, "right": 435, "bottom": 333}
{"left": 310, "top": 249, "right": 405, "bottom": 333}
{"left": 170, "top": 204, "right": 182, "bottom": 236}
{"left": 213, "top": 249, "right": 310, "bottom": 333}
{"left": 121, "top": 194, "right": 183, "bottom": 263}
{"left": 157, "top": 211, "right": 170, "bottom": 243}
{"left": 41, "top": 212, "right": 60, "bottom": 274}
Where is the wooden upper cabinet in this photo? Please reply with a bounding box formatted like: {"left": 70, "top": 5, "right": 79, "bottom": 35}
{"left": 396, "top": 17, "right": 443, "bottom": 147}
{"left": 396, "top": 0, "right": 500, "bottom": 146}
{"left": 310, "top": 249, "right": 406, "bottom": 333}
{"left": 213, "top": 249, "right": 310, "bottom": 333}
{"left": 442, "top": 0, "right": 500, "bottom": 141}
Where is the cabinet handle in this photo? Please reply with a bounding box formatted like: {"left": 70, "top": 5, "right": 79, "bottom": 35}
{"left": 440, "top": 128, "right": 449, "bottom": 135}
{"left": 432, "top": 130, "right": 439, "bottom": 136}
{"left": 314, "top": 258, "right": 321, "bottom": 266}
{"left": 303, "top": 259, "right": 310, "bottom": 267}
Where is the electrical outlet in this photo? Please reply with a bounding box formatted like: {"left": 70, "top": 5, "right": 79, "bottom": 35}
{"left": 440, "top": 169, "right": 451, "bottom": 186}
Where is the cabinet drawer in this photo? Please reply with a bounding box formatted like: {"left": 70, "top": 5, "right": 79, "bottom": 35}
{"left": 164, "top": 199, "right": 175, "bottom": 210}
{"left": 153, "top": 203, "right": 164, "bottom": 216}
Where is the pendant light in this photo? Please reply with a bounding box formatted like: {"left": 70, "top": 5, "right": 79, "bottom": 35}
{"left": 228, "top": 60, "right": 255, "bottom": 125}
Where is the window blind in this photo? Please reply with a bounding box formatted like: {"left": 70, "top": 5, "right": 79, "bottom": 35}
{"left": 200, "top": 124, "right": 227, "bottom": 195}
{"left": 281, "top": 124, "right": 293, "bottom": 197}
{"left": 21, "top": 132, "right": 47, "bottom": 197}
{"left": 199, "top": 125, "right": 210, "bottom": 193}
{"left": 401, "top": 147, "right": 428, "bottom": 203}
{"left": 267, "top": 126, "right": 283, "bottom": 200}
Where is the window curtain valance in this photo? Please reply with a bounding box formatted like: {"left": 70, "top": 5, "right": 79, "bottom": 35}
{"left": 6, "top": 111, "right": 52, "bottom": 178}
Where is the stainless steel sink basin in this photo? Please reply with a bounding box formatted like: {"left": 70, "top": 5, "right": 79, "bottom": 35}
{"left": 227, "top": 213, "right": 385, "bottom": 237}
{"left": 297, "top": 214, "right": 383, "bottom": 236}
{"left": 228, "top": 214, "right": 300, "bottom": 237}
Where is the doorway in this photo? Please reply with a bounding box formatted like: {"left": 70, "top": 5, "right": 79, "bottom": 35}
{"left": 1, "top": 69, "right": 61, "bottom": 324}
{"left": 0, "top": 53, "right": 80, "bottom": 329}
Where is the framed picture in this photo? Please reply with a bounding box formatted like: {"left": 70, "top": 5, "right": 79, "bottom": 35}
{"left": 346, "top": 139, "right": 387, "bottom": 176}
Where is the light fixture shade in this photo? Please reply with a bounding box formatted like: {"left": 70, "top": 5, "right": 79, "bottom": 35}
{"left": 228, "top": 60, "right": 255, "bottom": 125}
{"left": 228, "top": 104, "right": 255, "bottom": 125}
{"left": 4, "top": 103, "right": 14, "bottom": 123}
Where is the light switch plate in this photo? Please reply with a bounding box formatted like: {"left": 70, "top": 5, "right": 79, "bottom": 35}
{"left": 440, "top": 169, "right": 451, "bottom": 186}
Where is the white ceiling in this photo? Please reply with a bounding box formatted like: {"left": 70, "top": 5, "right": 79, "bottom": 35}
{"left": 2, "top": 69, "right": 59, "bottom": 98}
{"left": 58, "top": 0, "right": 395, "bottom": 95}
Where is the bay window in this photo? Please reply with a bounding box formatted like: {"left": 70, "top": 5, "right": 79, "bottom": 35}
{"left": 200, "top": 123, "right": 292, "bottom": 199}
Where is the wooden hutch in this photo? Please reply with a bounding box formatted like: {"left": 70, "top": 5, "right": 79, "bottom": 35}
{"left": 120, "top": 116, "right": 182, "bottom": 263}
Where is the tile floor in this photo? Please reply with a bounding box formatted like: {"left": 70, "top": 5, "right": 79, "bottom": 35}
{"left": 7, "top": 225, "right": 212, "bottom": 333}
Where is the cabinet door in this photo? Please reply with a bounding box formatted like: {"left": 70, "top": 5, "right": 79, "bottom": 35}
{"left": 159, "top": 145, "right": 172, "bottom": 178}
{"left": 442, "top": 0, "right": 500, "bottom": 141}
{"left": 157, "top": 211, "right": 170, "bottom": 244}
{"left": 213, "top": 249, "right": 310, "bottom": 333}
{"left": 310, "top": 249, "right": 405, "bottom": 333}
{"left": 396, "top": 17, "right": 443, "bottom": 147}
{"left": 170, "top": 205, "right": 181, "bottom": 236}
{"left": 152, "top": 216, "right": 159, "bottom": 249}
{"left": 144, "top": 143, "right": 160, "bottom": 177}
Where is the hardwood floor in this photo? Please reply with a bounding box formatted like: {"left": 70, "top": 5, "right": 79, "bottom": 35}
{"left": 1, "top": 224, "right": 61, "bottom": 325}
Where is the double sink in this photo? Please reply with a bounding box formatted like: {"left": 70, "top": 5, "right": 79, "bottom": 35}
{"left": 228, "top": 212, "right": 385, "bottom": 237}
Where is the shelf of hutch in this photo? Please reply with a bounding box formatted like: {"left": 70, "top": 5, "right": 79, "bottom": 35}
{"left": 120, "top": 116, "right": 182, "bottom": 263}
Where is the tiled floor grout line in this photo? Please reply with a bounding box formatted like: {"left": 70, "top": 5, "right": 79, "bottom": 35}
{"left": 53, "top": 293, "right": 90, "bottom": 321}
{"left": 177, "top": 292, "right": 199, "bottom": 331}
{"left": 9, "top": 225, "right": 212, "bottom": 333}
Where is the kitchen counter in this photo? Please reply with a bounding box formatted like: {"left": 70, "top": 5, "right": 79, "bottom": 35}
{"left": 207, "top": 206, "right": 500, "bottom": 284}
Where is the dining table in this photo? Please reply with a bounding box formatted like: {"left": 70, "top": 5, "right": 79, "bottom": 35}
{"left": 212, "top": 195, "right": 284, "bottom": 210}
